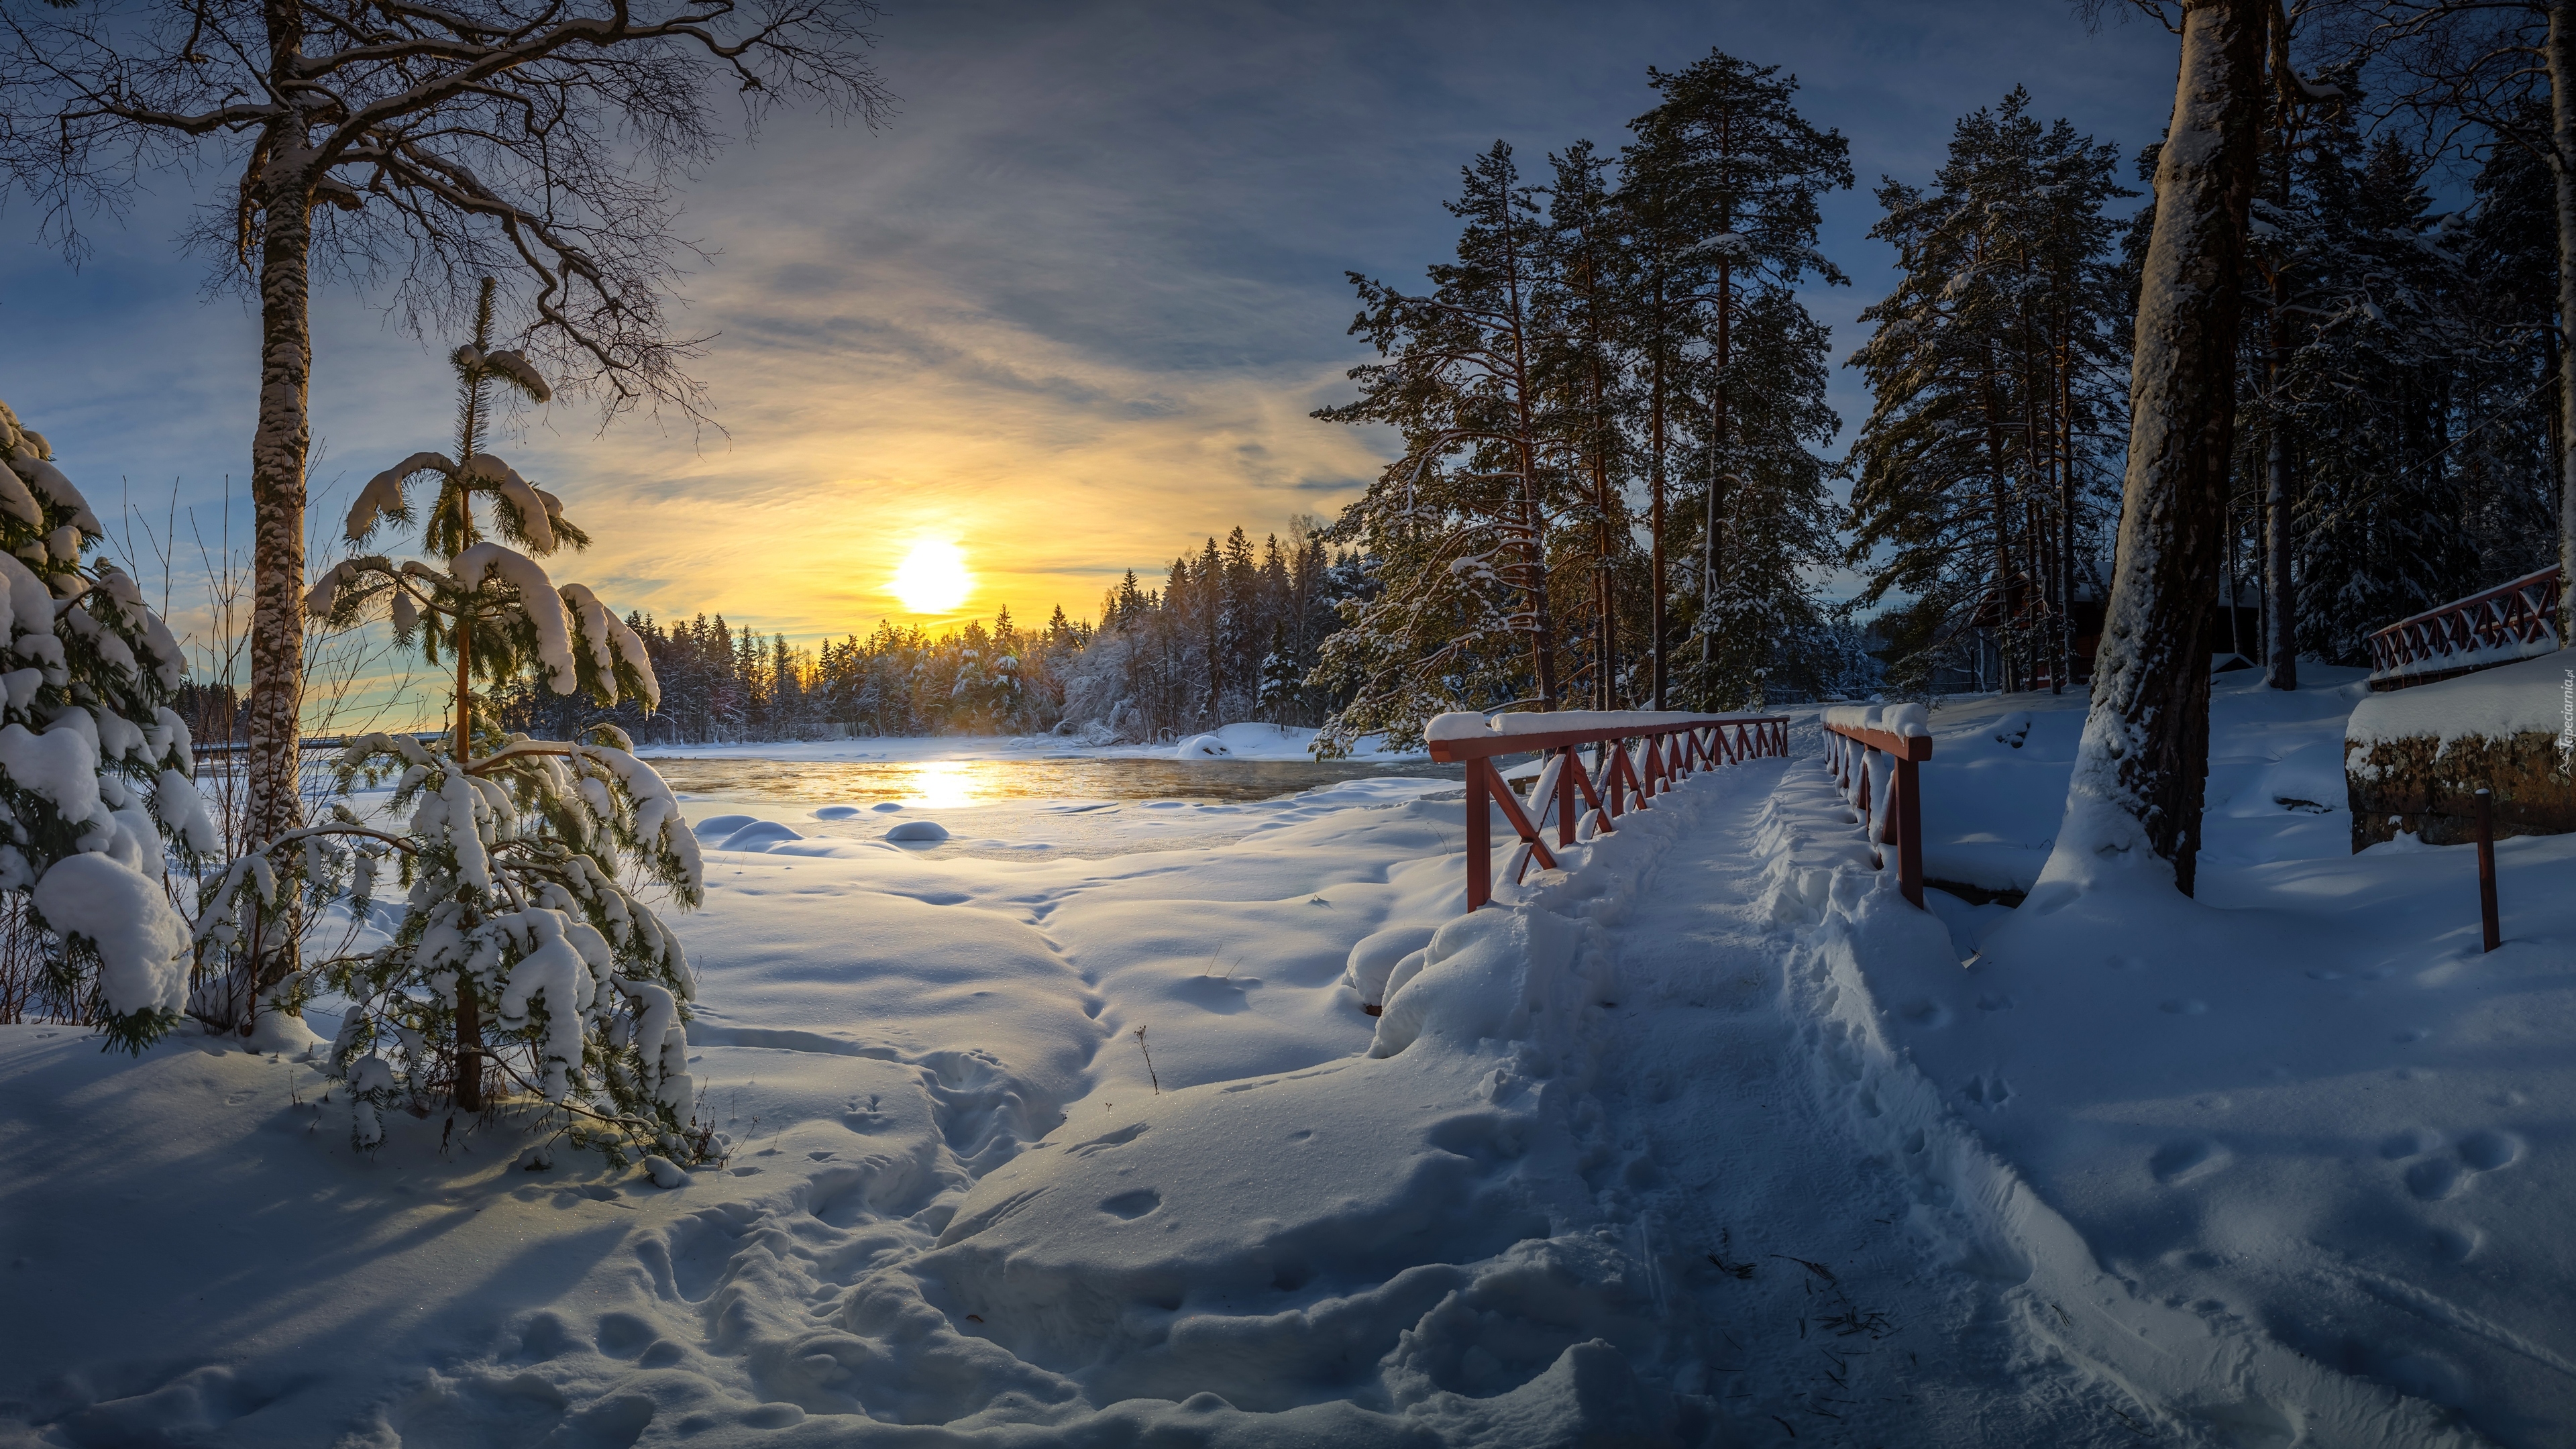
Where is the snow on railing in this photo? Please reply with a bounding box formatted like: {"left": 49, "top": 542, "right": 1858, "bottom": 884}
{"left": 1820, "top": 704, "right": 1934, "bottom": 909}
{"left": 1424, "top": 710, "right": 1789, "bottom": 912}
{"left": 2365, "top": 566, "right": 2563, "bottom": 691}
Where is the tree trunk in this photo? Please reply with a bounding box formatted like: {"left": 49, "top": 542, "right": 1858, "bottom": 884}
{"left": 1701, "top": 256, "right": 1732, "bottom": 684}
{"left": 246, "top": 150, "right": 313, "bottom": 1000}
{"left": 2059, "top": 0, "right": 2263, "bottom": 898}
{"left": 2551, "top": 0, "right": 2576, "bottom": 648}
{"left": 2263, "top": 413, "right": 2297, "bottom": 688}
{"left": 1650, "top": 332, "right": 1670, "bottom": 710}
{"left": 1979, "top": 345, "right": 2018, "bottom": 694}
{"left": 2059, "top": 336, "right": 2077, "bottom": 694}
{"left": 2264, "top": 42, "right": 2300, "bottom": 692}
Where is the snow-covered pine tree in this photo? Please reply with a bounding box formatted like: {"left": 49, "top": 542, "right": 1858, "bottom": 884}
{"left": 1620, "top": 50, "right": 1852, "bottom": 710}
{"left": 1312, "top": 141, "right": 1567, "bottom": 751}
{"left": 2277, "top": 129, "right": 2483, "bottom": 663}
{"left": 0, "top": 399, "right": 211, "bottom": 1053}
{"left": 199, "top": 282, "right": 705, "bottom": 1163}
{"left": 1847, "top": 89, "right": 2131, "bottom": 695}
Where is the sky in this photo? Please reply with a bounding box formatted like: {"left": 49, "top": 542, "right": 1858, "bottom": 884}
{"left": 0, "top": 0, "right": 2185, "bottom": 722}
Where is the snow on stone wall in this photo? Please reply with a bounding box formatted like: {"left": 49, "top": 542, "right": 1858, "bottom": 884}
{"left": 2346, "top": 652, "right": 2575, "bottom": 849}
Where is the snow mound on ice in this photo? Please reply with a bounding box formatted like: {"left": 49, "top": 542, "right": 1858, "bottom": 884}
{"left": 714, "top": 820, "right": 804, "bottom": 852}
{"left": 690, "top": 813, "right": 759, "bottom": 839}
{"left": 1175, "top": 732, "right": 1232, "bottom": 757}
{"left": 809, "top": 804, "right": 865, "bottom": 820}
{"left": 882, "top": 819, "right": 950, "bottom": 843}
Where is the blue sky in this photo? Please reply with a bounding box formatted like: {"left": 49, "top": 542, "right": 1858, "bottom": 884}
{"left": 0, "top": 0, "right": 2182, "bottom": 717}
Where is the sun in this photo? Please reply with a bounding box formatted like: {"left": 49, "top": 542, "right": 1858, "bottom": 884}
{"left": 891, "top": 539, "right": 974, "bottom": 615}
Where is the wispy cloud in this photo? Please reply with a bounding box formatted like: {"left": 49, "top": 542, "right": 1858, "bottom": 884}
{"left": 2, "top": 0, "right": 2180, "bottom": 692}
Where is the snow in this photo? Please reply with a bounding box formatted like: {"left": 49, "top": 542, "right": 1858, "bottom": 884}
{"left": 451, "top": 541, "right": 577, "bottom": 694}
{"left": 464, "top": 453, "right": 558, "bottom": 553}
{"left": 7, "top": 445, "right": 102, "bottom": 533}
{"left": 2349, "top": 651, "right": 2573, "bottom": 750}
{"left": 0, "top": 718, "right": 99, "bottom": 820}
{"left": 30, "top": 851, "right": 191, "bottom": 1018}
{"left": 881, "top": 818, "right": 951, "bottom": 843}
{"left": 5, "top": 683, "right": 2573, "bottom": 1444}
{"left": 343, "top": 451, "right": 450, "bottom": 541}
{"left": 1821, "top": 701, "right": 1929, "bottom": 737}
{"left": 0, "top": 454, "right": 42, "bottom": 527}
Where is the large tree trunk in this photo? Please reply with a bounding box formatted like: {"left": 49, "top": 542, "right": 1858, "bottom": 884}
{"left": 246, "top": 152, "right": 313, "bottom": 1002}
{"left": 1650, "top": 334, "right": 1670, "bottom": 710}
{"left": 2057, "top": 0, "right": 2263, "bottom": 898}
{"left": 2552, "top": 1, "right": 2576, "bottom": 649}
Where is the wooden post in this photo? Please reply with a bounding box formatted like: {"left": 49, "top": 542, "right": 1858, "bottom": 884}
{"left": 2476, "top": 788, "right": 2500, "bottom": 953}
{"left": 1556, "top": 746, "right": 1578, "bottom": 850}
{"left": 1897, "top": 755, "right": 1925, "bottom": 908}
{"left": 1466, "top": 756, "right": 1491, "bottom": 911}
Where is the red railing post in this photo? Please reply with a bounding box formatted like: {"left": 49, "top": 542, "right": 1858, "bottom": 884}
{"left": 1555, "top": 745, "right": 1578, "bottom": 850}
{"left": 1464, "top": 752, "right": 1491, "bottom": 911}
{"left": 2476, "top": 787, "right": 2501, "bottom": 953}
{"left": 1896, "top": 754, "right": 1923, "bottom": 908}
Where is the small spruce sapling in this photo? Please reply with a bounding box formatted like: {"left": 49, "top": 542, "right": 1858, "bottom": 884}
{"left": 0, "top": 399, "right": 209, "bottom": 1051}
{"left": 198, "top": 281, "right": 706, "bottom": 1161}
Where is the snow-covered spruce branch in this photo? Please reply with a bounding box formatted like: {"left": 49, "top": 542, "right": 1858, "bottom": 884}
{"left": 0, "top": 398, "right": 214, "bottom": 1053}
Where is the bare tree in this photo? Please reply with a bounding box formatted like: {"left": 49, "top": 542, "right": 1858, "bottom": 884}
{"left": 0, "top": 0, "right": 891, "bottom": 982}
{"left": 2065, "top": 0, "right": 2267, "bottom": 896}
{"left": 2343, "top": 0, "right": 2576, "bottom": 648}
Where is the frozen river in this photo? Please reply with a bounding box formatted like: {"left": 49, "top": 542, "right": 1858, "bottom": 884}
{"left": 643, "top": 752, "right": 1463, "bottom": 808}
{"left": 647, "top": 751, "right": 1470, "bottom": 861}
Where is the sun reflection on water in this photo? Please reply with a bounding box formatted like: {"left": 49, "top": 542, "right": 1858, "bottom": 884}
{"left": 900, "top": 761, "right": 984, "bottom": 809}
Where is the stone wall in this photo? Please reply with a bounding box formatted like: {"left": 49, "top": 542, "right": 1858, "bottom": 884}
{"left": 2345, "top": 652, "right": 2575, "bottom": 851}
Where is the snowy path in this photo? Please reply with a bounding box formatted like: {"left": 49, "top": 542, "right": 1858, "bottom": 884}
{"left": 1582, "top": 759, "right": 2145, "bottom": 1446}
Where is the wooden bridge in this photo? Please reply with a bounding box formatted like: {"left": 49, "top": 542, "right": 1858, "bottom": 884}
{"left": 2367, "top": 566, "right": 2563, "bottom": 691}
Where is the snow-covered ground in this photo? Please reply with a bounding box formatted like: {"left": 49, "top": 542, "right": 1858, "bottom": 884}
{"left": 2, "top": 678, "right": 2569, "bottom": 1446}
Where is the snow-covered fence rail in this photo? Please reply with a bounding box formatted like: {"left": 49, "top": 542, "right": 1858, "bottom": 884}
{"left": 1424, "top": 710, "right": 1790, "bottom": 910}
{"left": 2365, "top": 566, "right": 2563, "bottom": 691}
{"left": 1821, "top": 704, "right": 1934, "bottom": 908}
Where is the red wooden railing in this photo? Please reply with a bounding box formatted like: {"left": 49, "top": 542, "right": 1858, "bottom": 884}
{"left": 2365, "top": 566, "right": 2563, "bottom": 690}
{"left": 1426, "top": 712, "right": 1790, "bottom": 910}
{"left": 1821, "top": 706, "right": 1934, "bottom": 908}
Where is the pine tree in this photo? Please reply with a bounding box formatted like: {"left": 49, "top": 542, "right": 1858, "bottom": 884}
{"left": 0, "top": 399, "right": 209, "bottom": 1051}
{"left": 1847, "top": 90, "right": 2131, "bottom": 695}
{"left": 1622, "top": 50, "right": 1853, "bottom": 708}
{"left": 1313, "top": 142, "right": 1567, "bottom": 750}
{"left": 210, "top": 282, "right": 706, "bottom": 1165}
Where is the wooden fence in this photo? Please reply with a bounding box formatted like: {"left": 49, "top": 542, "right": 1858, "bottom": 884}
{"left": 2365, "top": 566, "right": 2563, "bottom": 690}
{"left": 1426, "top": 713, "right": 1790, "bottom": 910}
{"left": 1821, "top": 706, "right": 1935, "bottom": 908}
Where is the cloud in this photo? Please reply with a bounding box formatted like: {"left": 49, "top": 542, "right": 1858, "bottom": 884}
{"left": 0, "top": 0, "right": 2181, "bottom": 715}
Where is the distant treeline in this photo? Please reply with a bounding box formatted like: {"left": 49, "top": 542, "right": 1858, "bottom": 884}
{"left": 484, "top": 522, "right": 1364, "bottom": 745}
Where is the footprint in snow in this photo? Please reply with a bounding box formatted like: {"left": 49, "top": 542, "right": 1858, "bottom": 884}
{"left": 2151, "top": 1139, "right": 2229, "bottom": 1185}
{"left": 2400, "top": 1130, "right": 2523, "bottom": 1201}
{"left": 1099, "top": 1188, "right": 1161, "bottom": 1220}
